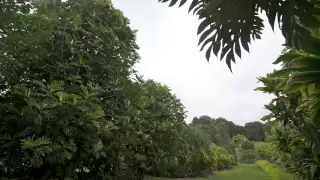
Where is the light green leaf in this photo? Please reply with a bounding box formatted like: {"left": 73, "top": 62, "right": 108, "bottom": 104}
{"left": 93, "top": 139, "right": 104, "bottom": 152}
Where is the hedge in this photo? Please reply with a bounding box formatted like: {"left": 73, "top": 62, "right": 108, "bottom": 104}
{"left": 256, "top": 160, "right": 297, "bottom": 180}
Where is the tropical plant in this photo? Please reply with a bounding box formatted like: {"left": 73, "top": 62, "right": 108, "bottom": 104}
{"left": 256, "top": 44, "right": 320, "bottom": 179}
{"left": 159, "top": 0, "right": 320, "bottom": 70}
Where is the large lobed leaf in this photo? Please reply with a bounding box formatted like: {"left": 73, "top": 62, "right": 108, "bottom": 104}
{"left": 159, "top": 0, "right": 320, "bottom": 71}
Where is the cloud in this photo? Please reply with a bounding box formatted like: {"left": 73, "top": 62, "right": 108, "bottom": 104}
{"left": 113, "top": 0, "right": 284, "bottom": 125}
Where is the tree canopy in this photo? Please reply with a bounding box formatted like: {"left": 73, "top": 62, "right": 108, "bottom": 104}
{"left": 0, "top": 0, "right": 189, "bottom": 179}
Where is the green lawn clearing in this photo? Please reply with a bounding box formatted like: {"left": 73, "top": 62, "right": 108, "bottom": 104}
{"left": 147, "top": 163, "right": 269, "bottom": 180}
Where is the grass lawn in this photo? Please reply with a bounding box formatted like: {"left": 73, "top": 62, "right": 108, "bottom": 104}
{"left": 147, "top": 164, "right": 269, "bottom": 180}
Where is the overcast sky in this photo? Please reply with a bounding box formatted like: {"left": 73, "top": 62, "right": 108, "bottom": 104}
{"left": 113, "top": 0, "right": 285, "bottom": 125}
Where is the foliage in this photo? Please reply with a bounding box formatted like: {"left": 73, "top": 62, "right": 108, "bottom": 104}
{"left": 0, "top": 0, "right": 188, "bottom": 179}
{"left": 232, "top": 134, "right": 248, "bottom": 146}
{"left": 231, "top": 134, "right": 256, "bottom": 163}
{"left": 245, "top": 122, "right": 265, "bottom": 141}
{"left": 256, "top": 160, "right": 297, "bottom": 180}
{"left": 191, "top": 115, "right": 269, "bottom": 164}
{"left": 238, "top": 141, "right": 255, "bottom": 163}
{"left": 256, "top": 25, "right": 320, "bottom": 179}
{"left": 159, "top": 0, "right": 320, "bottom": 71}
{"left": 193, "top": 116, "right": 266, "bottom": 144}
{"left": 210, "top": 144, "right": 236, "bottom": 170}
{"left": 151, "top": 124, "right": 237, "bottom": 178}
{"left": 254, "top": 142, "right": 276, "bottom": 161}
{"left": 191, "top": 116, "right": 248, "bottom": 146}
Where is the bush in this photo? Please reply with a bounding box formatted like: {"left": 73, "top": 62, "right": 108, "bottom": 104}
{"left": 210, "top": 144, "right": 237, "bottom": 170}
{"left": 256, "top": 160, "right": 297, "bottom": 180}
{"left": 254, "top": 142, "right": 276, "bottom": 161}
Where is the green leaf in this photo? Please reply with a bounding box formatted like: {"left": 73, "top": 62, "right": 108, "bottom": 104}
{"left": 200, "top": 38, "right": 212, "bottom": 51}
{"left": 241, "top": 37, "right": 249, "bottom": 52}
{"left": 281, "top": 0, "right": 294, "bottom": 42}
{"left": 73, "top": 14, "right": 83, "bottom": 27}
{"left": 289, "top": 71, "right": 320, "bottom": 84}
{"left": 197, "top": 18, "right": 210, "bottom": 35}
{"left": 212, "top": 40, "right": 221, "bottom": 56}
{"left": 255, "top": 87, "right": 269, "bottom": 92}
{"left": 198, "top": 28, "right": 212, "bottom": 45}
{"left": 267, "top": 0, "right": 280, "bottom": 31}
{"left": 234, "top": 39, "right": 241, "bottom": 58}
{"left": 261, "top": 114, "right": 273, "bottom": 121}
{"left": 284, "top": 82, "right": 307, "bottom": 94}
{"left": 273, "top": 53, "right": 301, "bottom": 64}
{"left": 226, "top": 51, "right": 234, "bottom": 71}
{"left": 179, "top": 0, "right": 188, "bottom": 7}
{"left": 206, "top": 44, "right": 213, "bottom": 61}
{"left": 169, "top": 0, "right": 178, "bottom": 7}
{"left": 288, "top": 56, "right": 320, "bottom": 69}
{"left": 297, "top": 11, "right": 320, "bottom": 28}
{"left": 93, "top": 139, "right": 104, "bottom": 152}
{"left": 188, "top": 0, "right": 200, "bottom": 13}
{"left": 220, "top": 46, "right": 231, "bottom": 60}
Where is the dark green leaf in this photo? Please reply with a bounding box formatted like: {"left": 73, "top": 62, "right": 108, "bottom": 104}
{"left": 267, "top": 0, "right": 280, "bottom": 31}
{"left": 241, "top": 37, "right": 250, "bottom": 52}
{"left": 179, "top": 0, "right": 188, "bottom": 7}
{"left": 281, "top": 0, "right": 294, "bottom": 43}
{"left": 206, "top": 44, "right": 213, "bottom": 61}
{"left": 212, "top": 40, "right": 221, "bottom": 56}
{"left": 220, "top": 46, "right": 231, "bottom": 60}
{"left": 296, "top": 10, "right": 320, "bottom": 28}
{"left": 200, "top": 37, "right": 213, "bottom": 51}
{"left": 169, "top": 0, "right": 178, "bottom": 7}
{"left": 197, "top": 19, "right": 211, "bottom": 35}
{"left": 226, "top": 51, "right": 234, "bottom": 71}
{"left": 188, "top": 0, "right": 200, "bottom": 13}
{"left": 198, "top": 28, "right": 212, "bottom": 45}
{"left": 234, "top": 39, "right": 241, "bottom": 58}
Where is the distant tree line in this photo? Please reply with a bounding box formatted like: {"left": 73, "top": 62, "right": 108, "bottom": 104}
{"left": 192, "top": 116, "right": 271, "bottom": 142}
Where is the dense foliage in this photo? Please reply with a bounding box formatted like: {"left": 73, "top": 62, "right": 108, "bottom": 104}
{"left": 0, "top": 0, "right": 243, "bottom": 179}
{"left": 192, "top": 116, "right": 266, "bottom": 142}
{"left": 255, "top": 17, "right": 320, "bottom": 179}
{"left": 254, "top": 142, "right": 276, "bottom": 161}
{"left": 0, "top": 0, "right": 189, "bottom": 179}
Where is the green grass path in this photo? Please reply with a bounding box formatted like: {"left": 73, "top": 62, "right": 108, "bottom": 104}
{"left": 148, "top": 164, "right": 269, "bottom": 180}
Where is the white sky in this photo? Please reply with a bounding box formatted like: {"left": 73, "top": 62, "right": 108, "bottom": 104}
{"left": 113, "top": 0, "right": 285, "bottom": 125}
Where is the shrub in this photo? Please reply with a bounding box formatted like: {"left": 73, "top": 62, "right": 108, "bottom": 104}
{"left": 256, "top": 160, "right": 297, "bottom": 180}
{"left": 254, "top": 142, "right": 276, "bottom": 161}
{"left": 210, "top": 144, "right": 236, "bottom": 170}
